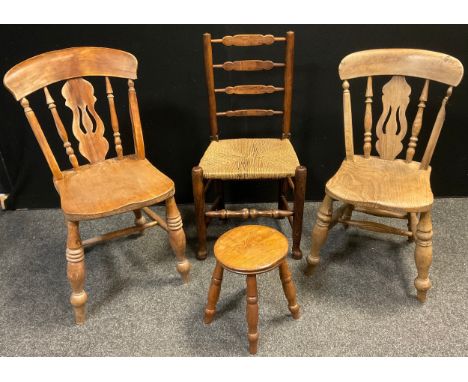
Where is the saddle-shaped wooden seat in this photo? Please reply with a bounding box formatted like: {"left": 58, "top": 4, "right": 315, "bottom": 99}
{"left": 326, "top": 155, "right": 433, "bottom": 212}
{"left": 54, "top": 156, "right": 175, "bottom": 220}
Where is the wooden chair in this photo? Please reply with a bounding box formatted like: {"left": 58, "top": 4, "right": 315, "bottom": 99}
{"left": 305, "top": 49, "right": 463, "bottom": 302}
{"left": 3, "top": 47, "right": 191, "bottom": 324}
{"left": 193, "top": 32, "right": 307, "bottom": 260}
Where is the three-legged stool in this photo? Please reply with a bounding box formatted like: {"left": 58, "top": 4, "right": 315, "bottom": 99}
{"left": 204, "top": 225, "right": 300, "bottom": 355}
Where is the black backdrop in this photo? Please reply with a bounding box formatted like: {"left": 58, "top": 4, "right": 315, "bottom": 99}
{"left": 0, "top": 25, "right": 467, "bottom": 209}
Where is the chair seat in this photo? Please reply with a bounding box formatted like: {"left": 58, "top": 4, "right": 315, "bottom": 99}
{"left": 214, "top": 225, "right": 289, "bottom": 274}
{"left": 54, "top": 156, "right": 174, "bottom": 220}
{"left": 325, "top": 155, "right": 433, "bottom": 212}
{"left": 199, "top": 138, "right": 300, "bottom": 180}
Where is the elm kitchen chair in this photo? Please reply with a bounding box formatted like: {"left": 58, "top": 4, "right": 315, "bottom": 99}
{"left": 192, "top": 32, "right": 307, "bottom": 260}
{"left": 3, "top": 47, "right": 191, "bottom": 324}
{"left": 305, "top": 49, "right": 463, "bottom": 302}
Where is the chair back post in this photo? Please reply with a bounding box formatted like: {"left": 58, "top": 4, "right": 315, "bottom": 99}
{"left": 282, "top": 31, "right": 294, "bottom": 139}
{"left": 203, "top": 33, "right": 219, "bottom": 141}
{"left": 342, "top": 80, "right": 355, "bottom": 160}
{"left": 128, "top": 79, "right": 145, "bottom": 160}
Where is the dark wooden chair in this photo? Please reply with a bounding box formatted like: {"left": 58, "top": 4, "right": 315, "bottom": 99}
{"left": 193, "top": 32, "right": 306, "bottom": 260}
{"left": 3, "top": 47, "right": 191, "bottom": 324}
{"left": 305, "top": 49, "right": 463, "bottom": 302}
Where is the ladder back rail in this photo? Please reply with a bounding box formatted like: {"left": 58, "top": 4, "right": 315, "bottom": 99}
{"left": 213, "top": 60, "right": 284, "bottom": 71}
{"left": 216, "top": 109, "right": 283, "bottom": 117}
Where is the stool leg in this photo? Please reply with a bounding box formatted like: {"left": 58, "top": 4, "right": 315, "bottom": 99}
{"left": 246, "top": 275, "right": 259, "bottom": 355}
{"left": 204, "top": 261, "right": 224, "bottom": 324}
{"left": 279, "top": 261, "right": 300, "bottom": 319}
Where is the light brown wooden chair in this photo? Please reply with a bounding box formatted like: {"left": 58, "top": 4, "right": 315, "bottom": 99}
{"left": 3, "top": 47, "right": 191, "bottom": 324}
{"left": 305, "top": 49, "right": 463, "bottom": 302}
{"left": 193, "top": 32, "right": 306, "bottom": 261}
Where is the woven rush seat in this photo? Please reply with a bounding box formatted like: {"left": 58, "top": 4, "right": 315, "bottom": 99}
{"left": 199, "top": 138, "right": 300, "bottom": 180}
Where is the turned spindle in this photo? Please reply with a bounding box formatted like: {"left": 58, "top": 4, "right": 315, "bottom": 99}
{"left": 342, "top": 80, "right": 354, "bottom": 160}
{"left": 363, "top": 77, "right": 373, "bottom": 158}
{"left": 246, "top": 275, "right": 259, "bottom": 355}
{"left": 406, "top": 80, "right": 429, "bottom": 163}
{"left": 105, "top": 77, "right": 123, "bottom": 159}
{"left": 43, "top": 87, "right": 79, "bottom": 169}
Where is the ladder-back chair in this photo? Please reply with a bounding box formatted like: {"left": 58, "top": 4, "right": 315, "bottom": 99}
{"left": 3, "top": 47, "right": 191, "bottom": 324}
{"left": 193, "top": 32, "right": 307, "bottom": 260}
{"left": 305, "top": 49, "right": 463, "bottom": 302}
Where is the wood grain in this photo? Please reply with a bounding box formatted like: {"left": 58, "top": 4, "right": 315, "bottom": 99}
{"left": 326, "top": 155, "right": 433, "bottom": 212}
{"left": 339, "top": 49, "right": 463, "bottom": 86}
{"left": 216, "top": 34, "right": 275, "bottom": 46}
{"left": 406, "top": 80, "right": 429, "bottom": 163}
{"left": 44, "top": 87, "right": 79, "bottom": 169}
{"left": 375, "top": 76, "right": 411, "bottom": 160}
{"left": 54, "top": 156, "right": 175, "bottom": 221}
{"left": 105, "top": 77, "right": 123, "bottom": 159}
{"left": 217, "top": 109, "right": 283, "bottom": 117}
{"left": 62, "top": 78, "right": 109, "bottom": 163}
{"left": 215, "top": 85, "right": 283, "bottom": 95}
{"left": 214, "top": 225, "right": 288, "bottom": 274}
{"left": 4, "top": 47, "right": 138, "bottom": 100}
{"left": 214, "top": 60, "right": 283, "bottom": 71}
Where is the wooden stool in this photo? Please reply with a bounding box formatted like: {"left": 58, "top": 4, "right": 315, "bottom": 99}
{"left": 204, "top": 225, "right": 300, "bottom": 355}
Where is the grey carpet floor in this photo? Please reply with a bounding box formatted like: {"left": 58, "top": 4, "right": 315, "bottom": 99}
{"left": 0, "top": 199, "right": 467, "bottom": 356}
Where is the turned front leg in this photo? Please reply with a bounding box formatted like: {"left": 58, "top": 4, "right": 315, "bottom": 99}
{"left": 306, "top": 194, "right": 333, "bottom": 275}
{"left": 414, "top": 210, "right": 433, "bottom": 302}
{"left": 166, "top": 196, "right": 191, "bottom": 283}
{"left": 192, "top": 166, "right": 208, "bottom": 260}
{"left": 246, "top": 275, "right": 259, "bottom": 355}
{"left": 279, "top": 261, "right": 300, "bottom": 319}
{"left": 66, "top": 221, "right": 87, "bottom": 324}
{"left": 204, "top": 261, "right": 224, "bottom": 324}
{"left": 292, "top": 166, "right": 307, "bottom": 260}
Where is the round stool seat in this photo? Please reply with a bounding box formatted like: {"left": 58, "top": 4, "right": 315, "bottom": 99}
{"left": 214, "top": 225, "right": 289, "bottom": 274}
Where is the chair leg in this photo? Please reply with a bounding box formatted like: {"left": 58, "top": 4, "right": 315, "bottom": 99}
{"left": 66, "top": 221, "right": 87, "bottom": 325}
{"left": 166, "top": 196, "right": 191, "bottom": 283}
{"left": 192, "top": 166, "right": 208, "bottom": 260}
{"left": 408, "top": 212, "right": 418, "bottom": 242}
{"left": 292, "top": 166, "right": 307, "bottom": 260}
{"left": 341, "top": 204, "right": 354, "bottom": 229}
{"left": 279, "top": 261, "right": 300, "bottom": 319}
{"left": 133, "top": 209, "right": 146, "bottom": 234}
{"left": 246, "top": 275, "right": 259, "bottom": 355}
{"left": 414, "top": 210, "right": 433, "bottom": 302}
{"left": 305, "top": 194, "right": 333, "bottom": 275}
{"left": 204, "top": 261, "right": 224, "bottom": 324}
{"left": 214, "top": 180, "right": 225, "bottom": 210}
{"left": 278, "top": 178, "right": 288, "bottom": 209}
